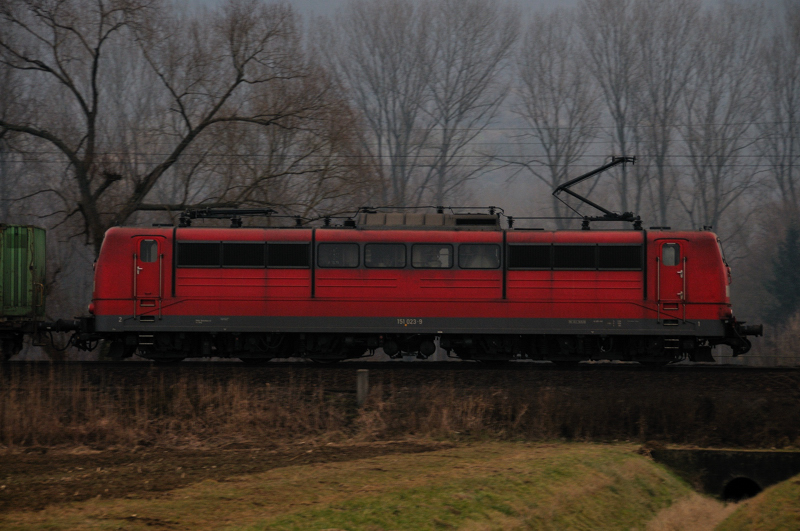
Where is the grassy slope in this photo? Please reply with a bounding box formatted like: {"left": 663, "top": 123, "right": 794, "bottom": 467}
{"left": 716, "top": 473, "right": 800, "bottom": 531}
{"left": 0, "top": 442, "right": 693, "bottom": 531}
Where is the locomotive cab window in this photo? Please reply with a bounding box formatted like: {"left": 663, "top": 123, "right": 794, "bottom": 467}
{"left": 508, "top": 245, "right": 550, "bottom": 269}
{"left": 177, "top": 242, "right": 220, "bottom": 267}
{"left": 459, "top": 244, "right": 500, "bottom": 269}
{"left": 268, "top": 243, "right": 309, "bottom": 268}
{"left": 412, "top": 244, "right": 453, "bottom": 269}
{"left": 365, "top": 244, "right": 406, "bottom": 268}
{"left": 139, "top": 240, "right": 158, "bottom": 263}
{"left": 662, "top": 243, "right": 680, "bottom": 266}
{"left": 318, "top": 243, "right": 359, "bottom": 268}
{"left": 223, "top": 242, "right": 265, "bottom": 267}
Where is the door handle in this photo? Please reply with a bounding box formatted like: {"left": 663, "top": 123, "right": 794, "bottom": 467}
{"left": 136, "top": 266, "right": 143, "bottom": 274}
{"left": 35, "top": 283, "right": 45, "bottom": 307}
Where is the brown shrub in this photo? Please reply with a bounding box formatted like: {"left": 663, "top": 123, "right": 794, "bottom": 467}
{"left": 771, "top": 312, "right": 800, "bottom": 367}
{"left": 728, "top": 311, "right": 800, "bottom": 367}
{"left": 1, "top": 365, "right": 798, "bottom": 449}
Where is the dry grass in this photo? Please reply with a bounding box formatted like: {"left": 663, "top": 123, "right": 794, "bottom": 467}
{"left": 716, "top": 472, "right": 800, "bottom": 531}
{"left": 645, "top": 493, "right": 737, "bottom": 531}
{"left": 1, "top": 366, "right": 799, "bottom": 450}
{"left": 0, "top": 442, "right": 693, "bottom": 531}
{"left": 0, "top": 367, "right": 350, "bottom": 448}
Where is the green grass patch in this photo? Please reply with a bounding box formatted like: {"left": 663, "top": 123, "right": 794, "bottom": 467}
{"left": 247, "top": 459, "right": 681, "bottom": 530}
{"left": 0, "top": 442, "right": 694, "bottom": 531}
{"left": 717, "top": 473, "right": 800, "bottom": 531}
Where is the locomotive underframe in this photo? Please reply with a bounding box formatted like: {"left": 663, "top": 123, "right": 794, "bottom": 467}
{"left": 104, "top": 329, "right": 732, "bottom": 364}
{"left": 90, "top": 311, "right": 753, "bottom": 364}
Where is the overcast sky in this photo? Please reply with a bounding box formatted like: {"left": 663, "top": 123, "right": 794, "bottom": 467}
{"left": 284, "top": 0, "right": 580, "bottom": 17}
{"left": 194, "top": 0, "right": 731, "bottom": 19}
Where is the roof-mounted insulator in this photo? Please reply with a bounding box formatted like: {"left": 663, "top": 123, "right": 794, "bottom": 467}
{"left": 178, "top": 208, "right": 276, "bottom": 227}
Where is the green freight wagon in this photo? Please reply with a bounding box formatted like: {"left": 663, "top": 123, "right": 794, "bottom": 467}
{"left": 0, "top": 224, "right": 46, "bottom": 361}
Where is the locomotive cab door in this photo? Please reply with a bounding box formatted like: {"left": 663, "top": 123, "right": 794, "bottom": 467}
{"left": 134, "top": 237, "right": 165, "bottom": 320}
{"left": 657, "top": 241, "right": 686, "bottom": 323}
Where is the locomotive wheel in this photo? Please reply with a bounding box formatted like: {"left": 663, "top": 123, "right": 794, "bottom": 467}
{"left": 147, "top": 351, "right": 186, "bottom": 363}
{"left": 239, "top": 358, "right": 273, "bottom": 365}
{"left": 638, "top": 361, "right": 670, "bottom": 367}
{"left": 310, "top": 346, "right": 367, "bottom": 363}
{"left": 153, "top": 357, "right": 185, "bottom": 364}
{"left": 107, "top": 339, "right": 137, "bottom": 360}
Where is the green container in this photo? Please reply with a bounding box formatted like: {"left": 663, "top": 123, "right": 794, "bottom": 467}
{"left": 0, "top": 225, "right": 46, "bottom": 322}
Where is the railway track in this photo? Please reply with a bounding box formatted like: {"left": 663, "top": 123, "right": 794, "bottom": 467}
{"left": 2, "top": 360, "right": 798, "bottom": 395}
{"left": 1, "top": 359, "right": 798, "bottom": 371}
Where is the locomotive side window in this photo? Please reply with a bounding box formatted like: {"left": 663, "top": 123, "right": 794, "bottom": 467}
{"left": 365, "top": 244, "right": 406, "bottom": 268}
{"left": 554, "top": 245, "right": 596, "bottom": 269}
{"left": 459, "top": 244, "right": 500, "bottom": 269}
{"left": 412, "top": 244, "right": 453, "bottom": 268}
{"left": 223, "top": 243, "right": 265, "bottom": 267}
{"left": 662, "top": 243, "right": 680, "bottom": 266}
{"left": 267, "top": 243, "right": 309, "bottom": 268}
{"left": 318, "top": 243, "right": 359, "bottom": 268}
{"left": 508, "top": 245, "right": 550, "bottom": 269}
{"left": 177, "top": 242, "right": 220, "bottom": 267}
{"left": 598, "top": 245, "right": 642, "bottom": 270}
{"left": 140, "top": 240, "right": 158, "bottom": 263}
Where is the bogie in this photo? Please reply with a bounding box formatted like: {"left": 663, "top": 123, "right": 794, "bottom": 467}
{"left": 117, "top": 330, "right": 718, "bottom": 364}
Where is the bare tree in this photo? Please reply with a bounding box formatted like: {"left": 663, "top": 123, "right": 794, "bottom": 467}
{"left": 0, "top": 9, "right": 47, "bottom": 223}
{"left": 184, "top": 79, "right": 379, "bottom": 222}
{"left": 756, "top": 1, "right": 800, "bottom": 215}
{"left": 0, "top": 0, "right": 148, "bottom": 250}
{"left": 578, "top": 0, "right": 648, "bottom": 215}
{"left": 0, "top": 64, "right": 18, "bottom": 221}
{"left": 321, "top": 0, "right": 517, "bottom": 208}
{"left": 0, "top": 0, "right": 350, "bottom": 254}
{"left": 503, "top": 9, "right": 600, "bottom": 227}
{"left": 677, "top": 1, "right": 763, "bottom": 231}
{"left": 634, "top": 0, "right": 701, "bottom": 226}
{"left": 320, "top": 0, "right": 436, "bottom": 207}
{"left": 415, "top": 0, "right": 519, "bottom": 206}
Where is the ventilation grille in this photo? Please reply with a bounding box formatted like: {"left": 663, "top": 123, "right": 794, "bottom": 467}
{"left": 554, "top": 246, "right": 596, "bottom": 269}
{"left": 509, "top": 245, "right": 550, "bottom": 269}
{"left": 223, "top": 243, "right": 265, "bottom": 267}
{"left": 268, "top": 243, "right": 309, "bottom": 267}
{"left": 177, "top": 242, "right": 220, "bottom": 267}
{"left": 598, "top": 245, "right": 642, "bottom": 270}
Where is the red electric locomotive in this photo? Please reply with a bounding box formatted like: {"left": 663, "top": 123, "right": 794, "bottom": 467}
{"left": 86, "top": 207, "right": 760, "bottom": 364}
{"left": 83, "top": 158, "right": 761, "bottom": 364}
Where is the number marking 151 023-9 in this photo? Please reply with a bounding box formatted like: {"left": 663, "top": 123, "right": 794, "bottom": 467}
{"left": 397, "top": 318, "right": 422, "bottom": 325}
